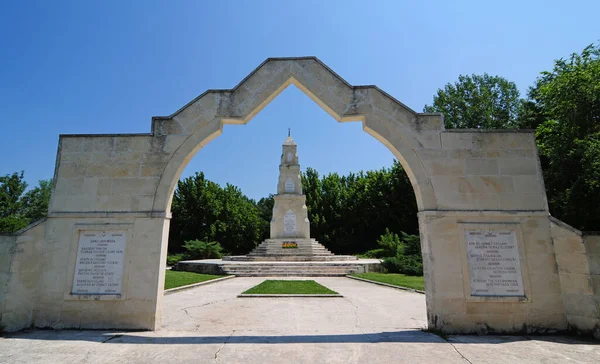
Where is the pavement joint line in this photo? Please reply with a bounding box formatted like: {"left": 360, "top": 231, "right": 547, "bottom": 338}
{"left": 214, "top": 329, "right": 235, "bottom": 362}
{"left": 164, "top": 275, "right": 235, "bottom": 295}
{"left": 345, "top": 275, "right": 425, "bottom": 294}
{"left": 343, "top": 295, "right": 374, "bottom": 343}
{"left": 446, "top": 340, "right": 474, "bottom": 364}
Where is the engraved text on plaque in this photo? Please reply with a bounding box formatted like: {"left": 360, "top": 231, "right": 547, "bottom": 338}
{"left": 465, "top": 230, "right": 524, "bottom": 296}
{"left": 284, "top": 210, "right": 296, "bottom": 236}
{"left": 72, "top": 230, "right": 126, "bottom": 295}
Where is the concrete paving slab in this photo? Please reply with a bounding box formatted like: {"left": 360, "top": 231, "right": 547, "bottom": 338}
{"left": 1, "top": 277, "right": 599, "bottom": 363}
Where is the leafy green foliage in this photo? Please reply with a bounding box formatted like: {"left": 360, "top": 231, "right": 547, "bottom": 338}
{"left": 301, "top": 161, "right": 418, "bottom": 255}
{"left": 166, "top": 253, "right": 186, "bottom": 266}
{"left": 424, "top": 73, "right": 521, "bottom": 129}
{"left": 20, "top": 179, "right": 52, "bottom": 222}
{"left": 371, "top": 229, "right": 423, "bottom": 276}
{"left": 524, "top": 43, "right": 600, "bottom": 230}
{"left": 168, "top": 172, "right": 265, "bottom": 255}
{"left": 182, "top": 240, "right": 222, "bottom": 260}
{"left": 0, "top": 172, "right": 51, "bottom": 233}
{"left": 382, "top": 255, "right": 423, "bottom": 276}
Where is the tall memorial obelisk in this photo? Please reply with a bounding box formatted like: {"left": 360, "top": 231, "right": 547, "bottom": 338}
{"left": 270, "top": 130, "right": 311, "bottom": 240}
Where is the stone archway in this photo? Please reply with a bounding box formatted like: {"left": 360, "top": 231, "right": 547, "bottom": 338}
{"left": 0, "top": 57, "right": 573, "bottom": 335}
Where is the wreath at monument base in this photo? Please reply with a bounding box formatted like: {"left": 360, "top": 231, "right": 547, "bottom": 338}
{"left": 282, "top": 241, "right": 298, "bottom": 249}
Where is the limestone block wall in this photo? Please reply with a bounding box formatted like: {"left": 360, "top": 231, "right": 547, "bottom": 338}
{"left": 0, "top": 220, "right": 46, "bottom": 332}
{"left": 550, "top": 218, "right": 600, "bottom": 336}
{"left": 584, "top": 233, "right": 600, "bottom": 337}
{"left": 0, "top": 234, "right": 16, "bottom": 331}
{"left": 34, "top": 216, "right": 169, "bottom": 330}
{"left": 421, "top": 212, "right": 566, "bottom": 334}
{"left": 51, "top": 134, "right": 164, "bottom": 214}
{"left": 426, "top": 130, "right": 546, "bottom": 211}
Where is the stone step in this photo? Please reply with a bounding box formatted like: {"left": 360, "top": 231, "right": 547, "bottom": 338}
{"left": 223, "top": 255, "right": 357, "bottom": 262}
{"left": 248, "top": 251, "right": 333, "bottom": 255}
{"left": 173, "top": 258, "right": 382, "bottom": 276}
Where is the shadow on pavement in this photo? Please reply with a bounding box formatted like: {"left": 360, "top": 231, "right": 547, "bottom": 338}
{"left": 6, "top": 329, "right": 598, "bottom": 345}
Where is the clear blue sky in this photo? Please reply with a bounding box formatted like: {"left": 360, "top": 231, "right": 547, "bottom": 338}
{"left": 1, "top": 0, "right": 598, "bottom": 200}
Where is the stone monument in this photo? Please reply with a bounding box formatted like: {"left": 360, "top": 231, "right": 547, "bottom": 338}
{"left": 224, "top": 132, "right": 357, "bottom": 261}
{"left": 4, "top": 57, "right": 597, "bottom": 336}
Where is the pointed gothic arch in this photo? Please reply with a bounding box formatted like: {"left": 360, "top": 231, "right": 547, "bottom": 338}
{"left": 149, "top": 57, "right": 442, "bottom": 215}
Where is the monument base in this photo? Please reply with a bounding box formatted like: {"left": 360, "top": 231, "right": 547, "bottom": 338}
{"left": 173, "top": 259, "right": 382, "bottom": 276}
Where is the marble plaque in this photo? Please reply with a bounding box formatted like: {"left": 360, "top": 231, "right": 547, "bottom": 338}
{"left": 284, "top": 210, "right": 296, "bottom": 236}
{"left": 72, "top": 230, "right": 126, "bottom": 295}
{"left": 285, "top": 179, "right": 295, "bottom": 193}
{"left": 465, "top": 230, "right": 524, "bottom": 296}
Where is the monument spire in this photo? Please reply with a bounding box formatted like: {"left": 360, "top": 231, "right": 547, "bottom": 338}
{"left": 288, "top": 128, "right": 290, "bottom": 137}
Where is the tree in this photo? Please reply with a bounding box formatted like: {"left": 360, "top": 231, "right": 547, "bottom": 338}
{"left": 168, "top": 172, "right": 264, "bottom": 255}
{"left": 21, "top": 179, "right": 52, "bottom": 222}
{"left": 256, "top": 194, "right": 274, "bottom": 240}
{"left": 301, "top": 162, "right": 418, "bottom": 255}
{"left": 0, "top": 172, "right": 29, "bottom": 232}
{"left": 0, "top": 173, "right": 52, "bottom": 233}
{"left": 524, "top": 43, "right": 600, "bottom": 230}
{"left": 424, "top": 73, "right": 521, "bottom": 129}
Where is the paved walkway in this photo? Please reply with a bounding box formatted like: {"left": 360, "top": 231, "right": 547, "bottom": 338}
{"left": 1, "top": 277, "right": 599, "bottom": 363}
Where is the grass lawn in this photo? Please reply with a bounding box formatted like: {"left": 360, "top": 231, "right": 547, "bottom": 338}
{"left": 351, "top": 273, "right": 425, "bottom": 291}
{"left": 164, "top": 270, "right": 228, "bottom": 290}
{"left": 243, "top": 280, "right": 338, "bottom": 294}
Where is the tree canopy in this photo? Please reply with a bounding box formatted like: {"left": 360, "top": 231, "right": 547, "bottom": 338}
{"left": 0, "top": 172, "right": 52, "bottom": 232}
{"left": 523, "top": 44, "right": 600, "bottom": 230}
{"left": 424, "top": 73, "right": 521, "bottom": 129}
{"left": 168, "top": 172, "right": 266, "bottom": 255}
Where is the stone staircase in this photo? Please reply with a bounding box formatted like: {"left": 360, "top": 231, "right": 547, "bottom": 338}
{"left": 222, "top": 239, "right": 358, "bottom": 262}
{"left": 218, "top": 262, "right": 365, "bottom": 276}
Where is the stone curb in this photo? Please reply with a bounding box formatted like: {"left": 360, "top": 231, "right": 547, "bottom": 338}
{"left": 237, "top": 294, "right": 343, "bottom": 298}
{"left": 164, "top": 275, "right": 235, "bottom": 295}
{"left": 346, "top": 275, "right": 425, "bottom": 294}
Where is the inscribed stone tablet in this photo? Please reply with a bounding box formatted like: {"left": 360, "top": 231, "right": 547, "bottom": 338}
{"left": 465, "top": 230, "right": 524, "bottom": 296}
{"left": 72, "top": 231, "right": 126, "bottom": 295}
{"left": 285, "top": 179, "right": 295, "bottom": 193}
{"left": 284, "top": 210, "right": 296, "bottom": 236}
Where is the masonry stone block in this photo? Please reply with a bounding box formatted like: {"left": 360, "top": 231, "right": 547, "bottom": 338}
{"left": 465, "top": 158, "right": 499, "bottom": 175}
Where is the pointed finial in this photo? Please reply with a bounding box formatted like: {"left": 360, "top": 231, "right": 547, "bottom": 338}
{"left": 288, "top": 128, "right": 291, "bottom": 137}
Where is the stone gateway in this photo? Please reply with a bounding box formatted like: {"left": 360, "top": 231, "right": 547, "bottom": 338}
{"left": 1, "top": 57, "right": 599, "bottom": 338}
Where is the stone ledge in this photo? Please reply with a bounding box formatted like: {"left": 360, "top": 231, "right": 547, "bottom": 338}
{"left": 346, "top": 275, "right": 425, "bottom": 294}
{"left": 237, "top": 294, "right": 343, "bottom": 298}
{"left": 164, "top": 275, "right": 235, "bottom": 295}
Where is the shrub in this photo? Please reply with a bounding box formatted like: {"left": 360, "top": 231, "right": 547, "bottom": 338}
{"left": 361, "top": 248, "right": 386, "bottom": 258}
{"left": 382, "top": 255, "right": 423, "bottom": 276}
{"left": 372, "top": 229, "right": 423, "bottom": 276}
{"left": 376, "top": 229, "right": 404, "bottom": 257}
{"left": 167, "top": 253, "right": 186, "bottom": 266}
{"left": 183, "top": 240, "right": 222, "bottom": 259}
